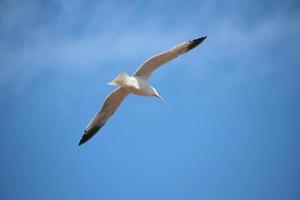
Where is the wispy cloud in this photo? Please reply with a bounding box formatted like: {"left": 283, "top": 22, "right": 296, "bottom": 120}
{"left": 0, "top": 0, "right": 299, "bottom": 95}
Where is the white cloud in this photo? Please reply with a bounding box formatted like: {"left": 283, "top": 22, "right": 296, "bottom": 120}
{"left": 0, "top": 0, "right": 299, "bottom": 95}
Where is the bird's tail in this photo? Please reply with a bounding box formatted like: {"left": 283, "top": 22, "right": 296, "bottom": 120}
{"left": 108, "top": 72, "right": 130, "bottom": 86}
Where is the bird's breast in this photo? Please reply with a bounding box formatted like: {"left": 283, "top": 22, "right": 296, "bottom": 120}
{"left": 122, "top": 77, "right": 151, "bottom": 96}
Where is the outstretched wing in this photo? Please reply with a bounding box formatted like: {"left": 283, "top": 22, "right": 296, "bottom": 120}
{"left": 133, "top": 36, "right": 207, "bottom": 79}
{"left": 79, "top": 87, "right": 129, "bottom": 145}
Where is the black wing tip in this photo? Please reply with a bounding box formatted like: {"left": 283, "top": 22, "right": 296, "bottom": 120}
{"left": 78, "top": 126, "right": 102, "bottom": 146}
{"left": 78, "top": 136, "right": 86, "bottom": 145}
{"left": 78, "top": 132, "right": 89, "bottom": 146}
{"left": 188, "top": 36, "right": 207, "bottom": 50}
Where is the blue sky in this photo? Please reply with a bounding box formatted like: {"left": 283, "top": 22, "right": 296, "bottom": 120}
{"left": 1, "top": 0, "right": 300, "bottom": 199}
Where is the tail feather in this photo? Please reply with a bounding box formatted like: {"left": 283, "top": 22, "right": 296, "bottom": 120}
{"left": 108, "top": 72, "right": 129, "bottom": 86}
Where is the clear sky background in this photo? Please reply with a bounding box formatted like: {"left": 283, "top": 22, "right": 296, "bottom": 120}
{"left": 0, "top": 0, "right": 300, "bottom": 199}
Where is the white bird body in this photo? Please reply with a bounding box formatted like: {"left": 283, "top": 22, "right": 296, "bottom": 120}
{"left": 79, "top": 36, "right": 207, "bottom": 145}
{"left": 108, "top": 72, "right": 162, "bottom": 98}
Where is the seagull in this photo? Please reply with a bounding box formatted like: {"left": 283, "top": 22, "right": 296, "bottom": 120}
{"left": 79, "top": 36, "right": 207, "bottom": 145}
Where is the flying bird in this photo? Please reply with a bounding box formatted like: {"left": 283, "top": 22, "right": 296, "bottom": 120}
{"left": 79, "top": 36, "right": 207, "bottom": 145}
